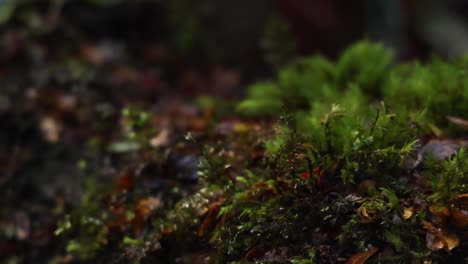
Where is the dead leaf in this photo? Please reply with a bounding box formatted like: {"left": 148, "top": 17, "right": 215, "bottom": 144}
{"left": 150, "top": 129, "right": 170, "bottom": 148}
{"left": 135, "top": 196, "right": 162, "bottom": 220}
{"left": 421, "top": 220, "right": 438, "bottom": 233}
{"left": 426, "top": 233, "right": 445, "bottom": 251}
{"left": 40, "top": 116, "right": 63, "bottom": 143}
{"left": 426, "top": 232, "right": 460, "bottom": 251}
{"left": 357, "top": 202, "right": 384, "bottom": 224}
{"left": 198, "top": 201, "right": 223, "bottom": 237}
{"left": 422, "top": 220, "right": 460, "bottom": 251}
{"left": 429, "top": 204, "right": 450, "bottom": 218}
{"left": 446, "top": 115, "right": 468, "bottom": 129}
{"left": 132, "top": 196, "right": 162, "bottom": 235}
{"left": 443, "top": 234, "right": 460, "bottom": 251}
{"left": 346, "top": 247, "right": 379, "bottom": 264}
{"left": 402, "top": 207, "right": 413, "bottom": 220}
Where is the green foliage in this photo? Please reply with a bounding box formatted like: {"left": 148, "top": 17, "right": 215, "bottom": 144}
{"left": 109, "top": 106, "right": 155, "bottom": 153}
{"left": 335, "top": 40, "right": 393, "bottom": 95}
{"left": 198, "top": 147, "right": 232, "bottom": 188}
{"left": 237, "top": 81, "right": 284, "bottom": 117}
{"left": 55, "top": 176, "right": 108, "bottom": 260}
{"left": 425, "top": 148, "right": 468, "bottom": 203}
{"left": 384, "top": 59, "right": 468, "bottom": 135}
{"left": 290, "top": 247, "right": 317, "bottom": 264}
{"left": 239, "top": 40, "right": 468, "bottom": 137}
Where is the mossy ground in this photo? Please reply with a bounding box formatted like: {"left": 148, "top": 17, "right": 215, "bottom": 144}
{"left": 50, "top": 42, "right": 467, "bottom": 263}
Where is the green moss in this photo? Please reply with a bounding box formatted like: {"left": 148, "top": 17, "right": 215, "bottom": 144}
{"left": 219, "top": 41, "right": 467, "bottom": 261}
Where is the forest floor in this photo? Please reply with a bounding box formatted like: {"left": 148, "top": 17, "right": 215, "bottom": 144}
{"left": 1, "top": 2, "right": 467, "bottom": 264}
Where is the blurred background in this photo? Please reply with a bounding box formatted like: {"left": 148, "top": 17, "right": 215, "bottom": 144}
{"left": 2, "top": 0, "right": 468, "bottom": 262}
{"left": 2, "top": 0, "right": 468, "bottom": 86}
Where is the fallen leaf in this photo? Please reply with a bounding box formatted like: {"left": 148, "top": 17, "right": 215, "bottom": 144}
{"left": 446, "top": 115, "right": 468, "bottom": 129}
{"left": 346, "top": 247, "right": 379, "bottom": 264}
{"left": 132, "top": 196, "right": 162, "bottom": 235}
{"left": 421, "top": 220, "right": 438, "bottom": 233}
{"left": 402, "top": 207, "right": 413, "bottom": 220}
{"left": 150, "top": 129, "right": 170, "bottom": 147}
{"left": 426, "top": 232, "right": 460, "bottom": 251}
{"left": 426, "top": 233, "right": 445, "bottom": 251}
{"left": 40, "top": 116, "right": 62, "bottom": 143}
{"left": 198, "top": 201, "right": 223, "bottom": 236}
{"left": 135, "top": 196, "right": 162, "bottom": 220}
{"left": 429, "top": 204, "right": 450, "bottom": 218}
{"left": 422, "top": 220, "right": 460, "bottom": 251}
{"left": 443, "top": 233, "right": 460, "bottom": 251}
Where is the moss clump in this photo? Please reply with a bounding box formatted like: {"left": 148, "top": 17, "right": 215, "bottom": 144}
{"left": 212, "top": 41, "right": 468, "bottom": 262}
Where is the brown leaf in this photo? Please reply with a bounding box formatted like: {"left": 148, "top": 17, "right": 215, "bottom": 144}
{"left": 132, "top": 196, "right": 162, "bottom": 235}
{"left": 422, "top": 220, "right": 460, "bottom": 251}
{"left": 446, "top": 115, "right": 468, "bottom": 129}
{"left": 429, "top": 204, "right": 450, "bottom": 218}
{"left": 198, "top": 201, "right": 223, "bottom": 237}
{"left": 421, "top": 220, "right": 439, "bottom": 234}
{"left": 40, "top": 116, "right": 63, "bottom": 143}
{"left": 426, "top": 232, "right": 460, "bottom": 251}
{"left": 443, "top": 233, "right": 460, "bottom": 251}
{"left": 346, "top": 247, "right": 379, "bottom": 264}
{"left": 426, "top": 233, "right": 445, "bottom": 251}
{"left": 135, "top": 196, "right": 162, "bottom": 220}
{"left": 402, "top": 207, "right": 413, "bottom": 220}
{"left": 150, "top": 129, "right": 170, "bottom": 148}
